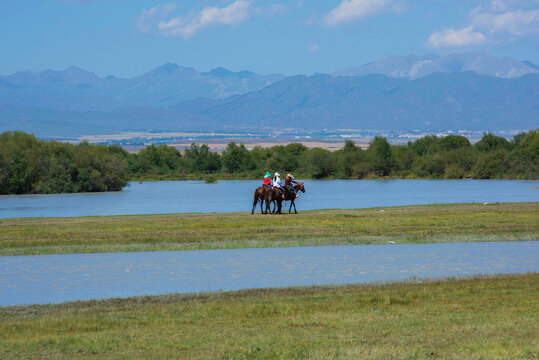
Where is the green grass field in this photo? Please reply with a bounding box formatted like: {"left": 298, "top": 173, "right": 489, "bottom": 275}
{"left": 1, "top": 202, "right": 537, "bottom": 256}
{"left": 1, "top": 274, "right": 537, "bottom": 359}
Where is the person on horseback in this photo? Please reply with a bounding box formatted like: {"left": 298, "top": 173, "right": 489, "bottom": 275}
{"left": 285, "top": 173, "right": 300, "bottom": 198}
{"left": 272, "top": 172, "right": 281, "bottom": 188}
{"left": 272, "top": 172, "right": 285, "bottom": 199}
{"left": 263, "top": 171, "right": 272, "bottom": 189}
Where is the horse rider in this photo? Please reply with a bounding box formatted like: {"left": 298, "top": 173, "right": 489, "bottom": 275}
{"left": 272, "top": 172, "right": 285, "bottom": 199}
{"left": 285, "top": 173, "right": 300, "bottom": 198}
{"left": 262, "top": 171, "right": 272, "bottom": 189}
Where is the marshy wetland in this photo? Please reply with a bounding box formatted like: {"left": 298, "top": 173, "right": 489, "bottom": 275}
{"left": 1, "top": 197, "right": 538, "bottom": 359}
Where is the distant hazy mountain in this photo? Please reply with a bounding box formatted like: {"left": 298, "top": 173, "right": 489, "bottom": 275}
{"left": 2, "top": 72, "right": 537, "bottom": 137}
{"left": 333, "top": 53, "right": 539, "bottom": 79}
{"left": 0, "top": 64, "right": 285, "bottom": 111}
{"left": 3, "top": 53, "right": 536, "bottom": 114}
{"left": 523, "top": 60, "right": 539, "bottom": 70}
{"left": 174, "top": 72, "right": 538, "bottom": 131}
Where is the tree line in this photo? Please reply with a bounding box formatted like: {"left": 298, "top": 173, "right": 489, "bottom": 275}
{"left": 1, "top": 129, "right": 537, "bottom": 194}
{"left": 0, "top": 131, "right": 128, "bottom": 194}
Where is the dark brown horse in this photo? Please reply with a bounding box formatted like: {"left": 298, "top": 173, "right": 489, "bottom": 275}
{"left": 283, "top": 182, "right": 305, "bottom": 214}
{"left": 264, "top": 182, "right": 305, "bottom": 214}
{"left": 264, "top": 187, "right": 284, "bottom": 214}
{"left": 252, "top": 186, "right": 268, "bottom": 214}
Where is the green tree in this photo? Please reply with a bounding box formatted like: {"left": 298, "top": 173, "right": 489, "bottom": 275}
{"left": 0, "top": 132, "right": 129, "bottom": 194}
{"left": 392, "top": 145, "right": 416, "bottom": 173}
{"left": 439, "top": 135, "right": 471, "bottom": 152}
{"left": 34, "top": 141, "right": 78, "bottom": 193}
{"left": 474, "top": 133, "right": 512, "bottom": 152}
{"left": 75, "top": 144, "right": 128, "bottom": 191}
{"left": 137, "top": 144, "right": 182, "bottom": 174}
{"left": 342, "top": 139, "right": 359, "bottom": 154}
{"left": 0, "top": 131, "right": 42, "bottom": 194}
{"left": 368, "top": 136, "right": 395, "bottom": 176}
{"left": 442, "top": 148, "right": 477, "bottom": 178}
{"left": 184, "top": 143, "right": 222, "bottom": 173}
{"left": 266, "top": 145, "right": 302, "bottom": 173}
{"left": 472, "top": 150, "right": 509, "bottom": 179}
{"left": 336, "top": 140, "right": 366, "bottom": 178}
{"left": 249, "top": 146, "right": 272, "bottom": 172}
{"left": 408, "top": 135, "right": 440, "bottom": 156}
{"left": 221, "top": 142, "right": 254, "bottom": 173}
{"left": 412, "top": 154, "right": 445, "bottom": 178}
{"left": 307, "top": 148, "right": 335, "bottom": 178}
{"left": 505, "top": 129, "right": 538, "bottom": 179}
{"left": 444, "top": 164, "right": 466, "bottom": 179}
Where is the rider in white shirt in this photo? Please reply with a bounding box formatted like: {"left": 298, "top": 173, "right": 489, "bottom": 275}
{"left": 272, "top": 172, "right": 281, "bottom": 188}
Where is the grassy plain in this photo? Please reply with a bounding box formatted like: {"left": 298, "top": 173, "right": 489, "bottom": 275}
{"left": 1, "top": 274, "right": 537, "bottom": 359}
{"left": 0, "top": 202, "right": 537, "bottom": 256}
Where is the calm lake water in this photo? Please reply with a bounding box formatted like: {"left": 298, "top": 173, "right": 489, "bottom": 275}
{"left": 1, "top": 241, "right": 537, "bottom": 306}
{"left": 0, "top": 179, "right": 538, "bottom": 218}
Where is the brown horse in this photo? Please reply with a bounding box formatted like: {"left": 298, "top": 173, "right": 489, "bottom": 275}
{"left": 282, "top": 182, "right": 305, "bottom": 214}
{"left": 264, "top": 187, "right": 284, "bottom": 214}
{"left": 252, "top": 186, "right": 268, "bottom": 215}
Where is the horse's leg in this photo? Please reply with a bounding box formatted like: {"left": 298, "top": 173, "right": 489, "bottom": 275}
{"left": 266, "top": 195, "right": 273, "bottom": 214}
{"left": 293, "top": 200, "right": 297, "bottom": 214}
{"left": 289, "top": 199, "right": 293, "bottom": 213}
{"left": 274, "top": 190, "right": 282, "bottom": 213}
{"left": 259, "top": 195, "right": 264, "bottom": 214}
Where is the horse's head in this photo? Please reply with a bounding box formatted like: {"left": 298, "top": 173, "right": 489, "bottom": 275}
{"left": 296, "top": 182, "right": 305, "bottom": 193}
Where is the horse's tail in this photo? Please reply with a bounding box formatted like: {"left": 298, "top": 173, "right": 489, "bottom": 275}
{"left": 252, "top": 189, "right": 261, "bottom": 214}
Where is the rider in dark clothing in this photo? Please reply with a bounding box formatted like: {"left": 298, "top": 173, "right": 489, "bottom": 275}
{"left": 284, "top": 174, "right": 299, "bottom": 198}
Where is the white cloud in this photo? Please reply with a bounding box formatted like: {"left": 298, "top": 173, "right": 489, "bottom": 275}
{"left": 426, "top": 26, "right": 487, "bottom": 48}
{"left": 157, "top": 0, "right": 253, "bottom": 39}
{"left": 426, "top": 0, "right": 539, "bottom": 48}
{"left": 138, "top": 3, "right": 178, "bottom": 33}
{"left": 323, "top": 0, "right": 403, "bottom": 26}
{"left": 471, "top": 8, "right": 539, "bottom": 36}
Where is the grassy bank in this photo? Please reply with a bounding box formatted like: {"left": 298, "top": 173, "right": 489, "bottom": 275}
{"left": 1, "top": 202, "right": 537, "bottom": 256}
{"left": 1, "top": 274, "right": 537, "bottom": 359}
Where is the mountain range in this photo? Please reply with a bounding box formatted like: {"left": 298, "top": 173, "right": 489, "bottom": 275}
{"left": 0, "top": 53, "right": 538, "bottom": 138}
{"left": 0, "top": 64, "right": 285, "bottom": 111}
{"left": 333, "top": 53, "right": 538, "bottom": 79}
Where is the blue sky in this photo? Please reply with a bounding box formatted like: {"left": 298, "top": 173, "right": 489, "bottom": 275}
{"left": 1, "top": 0, "right": 538, "bottom": 77}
